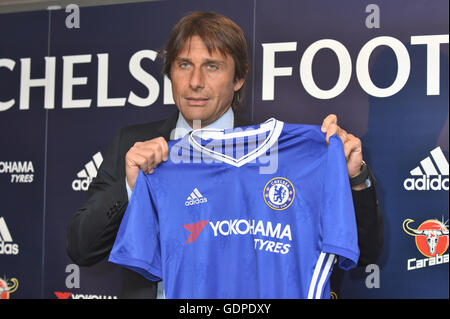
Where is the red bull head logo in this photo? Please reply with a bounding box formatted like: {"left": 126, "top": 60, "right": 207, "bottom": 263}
{"left": 403, "top": 218, "right": 449, "bottom": 257}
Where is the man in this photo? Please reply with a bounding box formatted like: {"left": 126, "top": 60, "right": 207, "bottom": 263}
{"left": 66, "top": 11, "right": 383, "bottom": 298}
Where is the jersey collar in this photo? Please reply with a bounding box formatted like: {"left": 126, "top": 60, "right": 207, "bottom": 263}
{"left": 188, "top": 118, "right": 284, "bottom": 167}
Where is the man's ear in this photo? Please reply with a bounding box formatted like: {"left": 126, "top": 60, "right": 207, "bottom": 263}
{"left": 233, "top": 77, "right": 245, "bottom": 92}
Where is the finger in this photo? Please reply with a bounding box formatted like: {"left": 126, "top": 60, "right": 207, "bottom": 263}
{"left": 132, "top": 141, "right": 144, "bottom": 149}
{"left": 162, "top": 140, "right": 169, "bottom": 162}
{"left": 140, "top": 138, "right": 168, "bottom": 164}
{"left": 342, "top": 139, "right": 352, "bottom": 160}
{"left": 139, "top": 153, "right": 151, "bottom": 174}
{"left": 127, "top": 152, "right": 150, "bottom": 174}
{"left": 321, "top": 114, "right": 338, "bottom": 133}
{"left": 342, "top": 134, "right": 362, "bottom": 159}
{"left": 339, "top": 129, "right": 348, "bottom": 144}
{"left": 344, "top": 135, "right": 363, "bottom": 177}
{"left": 151, "top": 144, "right": 163, "bottom": 169}
{"left": 156, "top": 137, "right": 169, "bottom": 162}
{"left": 325, "top": 122, "right": 340, "bottom": 144}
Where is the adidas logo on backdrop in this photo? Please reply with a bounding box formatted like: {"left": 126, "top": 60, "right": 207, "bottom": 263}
{"left": 0, "top": 217, "right": 19, "bottom": 255}
{"left": 185, "top": 188, "right": 208, "bottom": 206}
{"left": 72, "top": 152, "right": 103, "bottom": 191}
{"left": 404, "top": 147, "right": 449, "bottom": 191}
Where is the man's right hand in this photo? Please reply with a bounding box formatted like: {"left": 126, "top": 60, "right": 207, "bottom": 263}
{"left": 125, "top": 137, "right": 169, "bottom": 191}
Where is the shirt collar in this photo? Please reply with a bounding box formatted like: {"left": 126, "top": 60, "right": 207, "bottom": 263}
{"left": 171, "top": 107, "right": 234, "bottom": 140}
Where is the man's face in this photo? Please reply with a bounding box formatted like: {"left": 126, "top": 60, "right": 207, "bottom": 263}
{"left": 170, "top": 35, "right": 245, "bottom": 128}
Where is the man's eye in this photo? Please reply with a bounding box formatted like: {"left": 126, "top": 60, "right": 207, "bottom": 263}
{"left": 207, "top": 64, "right": 218, "bottom": 70}
{"left": 180, "top": 62, "right": 190, "bottom": 68}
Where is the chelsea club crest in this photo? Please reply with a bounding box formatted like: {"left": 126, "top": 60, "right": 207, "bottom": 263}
{"left": 263, "top": 177, "right": 295, "bottom": 211}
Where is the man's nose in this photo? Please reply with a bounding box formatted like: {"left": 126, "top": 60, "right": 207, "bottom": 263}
{"left": 189, "top": 67, "right": 205, "bottom": 89}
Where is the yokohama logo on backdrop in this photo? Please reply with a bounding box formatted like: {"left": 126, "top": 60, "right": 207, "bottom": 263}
{"left": 54, "top": 292, "right": 118, "bottom": 299}
{"left": 54, "top": 264, "right": 118, "bottom": 299}
{"left": 0, "top": 161, "right": 34, "bottom": 183}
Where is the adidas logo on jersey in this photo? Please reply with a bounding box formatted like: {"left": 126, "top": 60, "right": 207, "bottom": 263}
{"left": 185, "top": 188, "right": 208, "bottom": 206}
{"left": 0, "top": 217, "right": 19, "bottom": 255}
{"left": 72, "top": 152, "right": 103, "bottom": 191}
{"left": 403, "top": 147, "right": 449, "bottom": 191}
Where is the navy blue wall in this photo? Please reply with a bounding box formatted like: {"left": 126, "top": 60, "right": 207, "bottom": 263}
{"left": 0, "top": 0, "right": 448, "bottom": 299}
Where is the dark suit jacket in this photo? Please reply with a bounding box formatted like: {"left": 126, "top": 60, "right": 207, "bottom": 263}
{"left": 66, "top": 111, "right": 383, "bottom": 299}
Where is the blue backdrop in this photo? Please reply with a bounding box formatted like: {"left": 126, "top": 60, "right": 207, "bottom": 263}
{"left": 0, "top": 0, "right": 448, "bottom": 299}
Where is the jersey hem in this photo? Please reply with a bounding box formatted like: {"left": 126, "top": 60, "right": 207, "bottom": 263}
{"left": 322, "top": 244, "right": 359, "bottom": 270}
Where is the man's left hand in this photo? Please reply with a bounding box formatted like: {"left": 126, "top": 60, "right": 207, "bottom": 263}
{"left": 321, "top": 114, "right": 366, "bottom": 190}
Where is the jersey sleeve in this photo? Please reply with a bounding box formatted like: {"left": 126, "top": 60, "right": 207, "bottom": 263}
{"left": 108, "top": 170, "right": 162, "bottom": 281}
{"left": 321, "top": 134, "right": 360, "bottom": 270}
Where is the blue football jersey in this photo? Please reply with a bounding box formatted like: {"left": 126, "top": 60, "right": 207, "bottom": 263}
{"left": 109, "top": 118, "right": 360, "bottom": 299}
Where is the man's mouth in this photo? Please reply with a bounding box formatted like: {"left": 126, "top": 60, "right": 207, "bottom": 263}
{"left": 185, "top": 97, "right": 209, "bottom": 106}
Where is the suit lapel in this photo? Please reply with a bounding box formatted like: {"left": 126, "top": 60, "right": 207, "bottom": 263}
{"left": 156, "top": 111, "right": 179, "bottom": 140}
{"left": 234, "top": 114, "right": 254, "bottom": 128}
